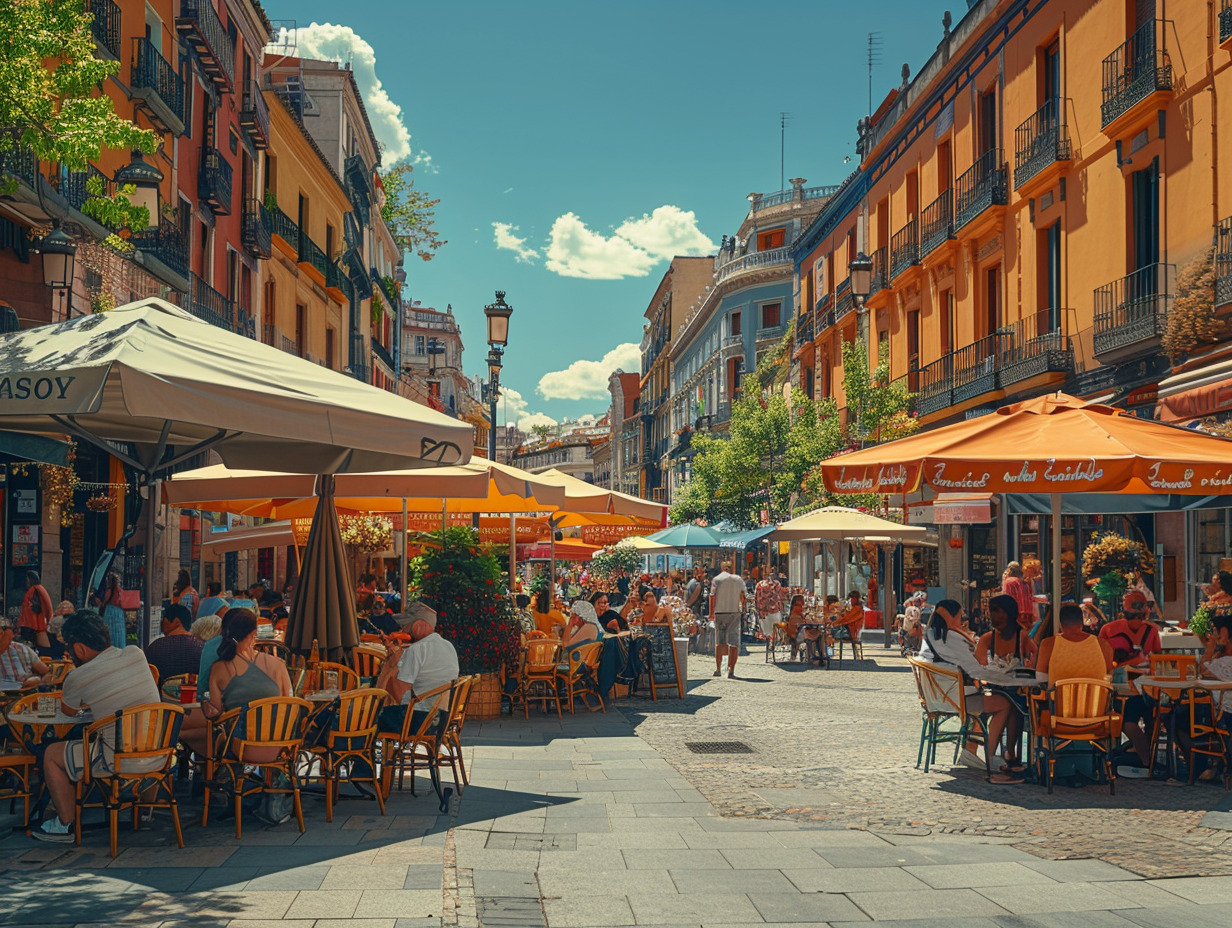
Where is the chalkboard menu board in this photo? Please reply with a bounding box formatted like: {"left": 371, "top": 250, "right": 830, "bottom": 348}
{"left": 642, "top": 623, "right": 681, "bottom": 697}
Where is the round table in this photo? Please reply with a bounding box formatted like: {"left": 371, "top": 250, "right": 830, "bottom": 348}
{"left": 304, "top": 691, "right": 340, "bottom": 702}
{"left": 5, "top": 708, "right": 93, "bottom": 754}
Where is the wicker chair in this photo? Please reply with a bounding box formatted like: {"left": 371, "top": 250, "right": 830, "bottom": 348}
{"left": 303, "top": 687, "right": 389, "bottom": 821}
{"left": 304, "top": 661, "right": 360, "bottom": 694}
{"left": 350, "top": 646, "right": 386, "bottom": 684}
{"left": 0, "top": 701, "right": 36, "bottom": 827}
{"left": 557, "top": 643, "right": 605, "bottom": 713}
{"left": 377, "top": 680, "right": 456, "bottom": 812}
{"left": 75, "top": 703, "right": 185, "bottom": 856}
{"left": 1037, "top": 677, "right": 1121, "bottom": 794}
{"left": 520, "top": 640, "right": 562, "bottom": 718}
{"left": 908, "top": 657, "right": 990, "bottom": 775}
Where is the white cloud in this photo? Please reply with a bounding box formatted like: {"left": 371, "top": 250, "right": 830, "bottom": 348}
{"left": 499, "top": 387, "right": 559, "bottom": 431}
{"left": 543, "top": 206, "right": 714, "bottom": 280}
{"left": 537, "top": 343, "right": 641, "bottom": 401}
{"left": 492, "top": 222, "right": 540, "bottom": 264}
{"left": 280, "top": 23, "right": 419, "bottom": 169}
{"left": 412, "top": 150, "right": 437, "bottom": 174}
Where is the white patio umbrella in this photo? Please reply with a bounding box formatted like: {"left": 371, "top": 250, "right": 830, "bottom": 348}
{"left": 0, "top": 298, "right": 473, "bottom": 642}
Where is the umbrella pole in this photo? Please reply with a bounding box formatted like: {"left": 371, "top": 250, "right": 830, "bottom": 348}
{"left": 142, "top": 474, "right": 159, "bottom": 648}
{"left": 509, "top": 513, "right": 517, "bottom": 590}
{"left": 1051, "top": 492, "right": 1062, "bottom": 633}
{"left": 401, "top": 498, "right": 408, "bottom": 609}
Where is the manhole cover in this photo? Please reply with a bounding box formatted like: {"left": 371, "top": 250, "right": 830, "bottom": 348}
{"left": 685, "top": 741, "right": 755, "bottom": 754}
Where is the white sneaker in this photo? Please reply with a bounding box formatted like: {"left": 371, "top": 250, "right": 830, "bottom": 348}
{"left": 1117, "top": 765, "right": 1149, "bottom": 779}
{"left": 959, "top": 749, "right": 985, "bottom": 770}
{"left": 31, "top": 817, "right": 74, "bottom": 843}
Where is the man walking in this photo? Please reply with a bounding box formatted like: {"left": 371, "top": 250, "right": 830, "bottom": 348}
{"left": 711, "top": 561, "right": 747, "bottom": 679}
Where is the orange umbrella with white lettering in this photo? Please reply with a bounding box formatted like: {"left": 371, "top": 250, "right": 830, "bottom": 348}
{"left": 817, "top": 393, "right": 1232, "bottom": 617}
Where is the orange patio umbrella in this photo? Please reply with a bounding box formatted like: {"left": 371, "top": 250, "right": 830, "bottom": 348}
{"left": 817, "top": 393, "right": 1232, "bottom": 615}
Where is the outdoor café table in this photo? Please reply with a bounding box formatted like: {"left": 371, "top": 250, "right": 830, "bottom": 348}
{"left": 797, "top": 624, "right": 827, "bottom": 667}
{"left": 980, "top": 671, "right": 1044, "bottom": 779}
{"left": 5, "top": 707, "right": 94, "bottom": 824}
{"left": 1132, "top": 676, "right": 1207, "bottom": 779}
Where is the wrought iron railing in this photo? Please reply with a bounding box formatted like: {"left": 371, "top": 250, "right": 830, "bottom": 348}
{"left": 240, "top": 80, "right": 270, "bottom": 149}
{"left": 131, "top": 37, "right": 185, "bottom": 128}
{"left": 372, "top": 340, "right": 397, "bottom": 373}
{"left": 920, "top": 189, "right": 953, "bottom": 258}
{"left": 1014, "top": 98, "right": 1071, "bottom": 189}
{"left": 998, "top": 310, "right": 1075, "bottom": 387}
{"left": 890, "top": 219, "right": 919, "bottom": 279}
{"left": 268, "top": 206, "right": 298, "bottom": 246}
{"left": 0, "top": 144, "right": 38, "bottom": 190}
{"left": 282, "top": 334, "right": 300, "bottom": 356}
{"left": 1092, "top": 263, "right": 1175, "bottom": 357}
{"left": 297, "top": 232, "right": 329, "bottom": 279}
{"left": 131, "top": 225, "right": 188, "bottom": 278}
{"left": 325, "top": 259, "right": 347, "bottom": 292}
{"left": 1223, "top": 0, "right": 1232, "bottom": 44}
{"left": 84, "top": 0, "right": 122, "bottom": 59}
{"left": 795, "top": 313, "right": 814, "bottom": 347}
{"left": 1218, "top": 216, "right": 1232, "bottom": 308}
{"left": 869, "top": 246, "right": 888, "bottom": 295}
{"left": 198, "top": 148, "right": 233, "bottom": 214}
{"left": 916, "top": 354, "right": 953, "bottom": 416}
{"left": 242, "top": 198, "right": 271, "bottom": 258}
{"left": 54, "top": 162, "right": 114, "bottom": 215}
{"left": 714, "top": 246, "right": 791, "bottom": 285}
{"left": 751, "top": 184, "right": 840, "bottom": 211}
{"left": 187, "top": 272, "right": 236, "bottom": 332}
{"left": 1101, "top": 20, "right": 1172, "bottom": 128}
{"left": 721, "top": 333, "right": 744, "bottom": 355}
{"left": 177, "top": 0, "right": 235, "bottom": 87}
{"left": 955, "top": 149, "right": 1008, "bottom": 231}
{"left": 345, "top": 154, "right": 371, "bottom": 205}
{"left": 834, "top": 277, "right": 855, "bottom": 320}
{"left": 951, "top": 333, "right": 1000, "bottom": 402}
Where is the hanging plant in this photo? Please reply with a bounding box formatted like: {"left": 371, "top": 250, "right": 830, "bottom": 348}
{"left": 90, "top": 291, "right": 116, "bottom": 314}
{"left": 339, "top": 515, "right": 393, "bottom": 554}
{"left": 1081, "top": 531, "right": 1155, "bottom": 578}
{"left": 370, "top": 291, "right": 385, "bottom": 326}
{"left": 85, "top": 493, "right": 117, "bottom": 512}
{"left": 1163, "top": 247, "right": 1221, "bottom": 363}
{"left": 590, "top": 544, "right": 644, "bottom": 580}
{"left": 38, "top": 440, "right": 79, "bottom": 527}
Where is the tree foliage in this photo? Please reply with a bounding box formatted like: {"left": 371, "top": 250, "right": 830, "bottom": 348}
{"left": 380, "top": 163, "right": 446, "bottom": 262}
{"left": 670, "top": 336, "right": 916, "bottom": 526}
{"left": 0, "top": 0, "right": 156, "bottom": 201}
{"left": 1163, "top": 247, "right": 1222, "bottom": 363}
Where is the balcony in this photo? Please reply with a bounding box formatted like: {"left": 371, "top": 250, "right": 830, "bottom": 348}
{"left": 916, "top": 356, "right": 953, "bottom": 417}
{"left": 345, "top": 155, "right": 372, "bottom": 207}
{"left": 187, "top": 272, "right": 236, "bottom": 332}
{"left": 53, "top": 162, "right": 114, "bottom": 216}
{"left": 951, "top": 334, "right": 1000, "bottom": 404}
{"left": 131, "top": 37, "right": 185, "bottom": 135}
{"left": 890, "top": 219, "right": 920, "bottom": 279}
{"left": 1014, "top": 98, "right": 1072, "bottom": 190}
{"left": 325, "top": 260, "right": 350, "bottom": 303}
{"left": 130, "top": 224, "right": 188, "bottom": 286}
{"left": 282, "top": 334, "right": 301, "bottom": 357}
{"left": 750, "top": 184, "right": 839, "bottom": 212}
{"left": 240, "top": 81, "right": 270, "bottom": 150}
{"left": 869, "top": 246, "right": 888, "bottom": 296}
{"left": 920, "top": 189, "right": 954, "bottom": 258}
{"left": 262, "top": 323, "right": 279, "bottom": 347}
{"left": 176, "top": 0, "right": 234, "bottom": 91}
{"left": 1092, "top": 263, "right": 1175, "bottom": 361}
{"left": 756, "top": 324, "right": 784, "bottom": 344}
{"left": 720, "top": 333, "right": 744, "bottom": 357}
{"left": 268, "top": 206, "right": 298, "bottom": 251}
{"left": 1101, "top": 20, "right": 1172, "bottom": 131}
{"left": 84, "top": 0, "right": 122, "bottom": 60}
{"left": 235, "top": 307, "right": 255, "bottom": 340}
{"left": 297, "top": 233, "right": 329, "bottom": 284}
{"left": 815, "top": 293, "right": 835, "bottom": 332}
{"left": 372, "top": 341, "right": 397, "bottom": 374}
{"left": 1223, "top": 0, "right": 1232, "bottom": 47}
{"left": 714, "top": 246, "right": 791, "bottom": 285}
{"left": 198, "top": 148, "right": 232, "bottom": 214}
{"left": 998, "top": 311, "right": 1075, "bottom": 390}
{"left": 1218, "top": 217, "right": 1232, "bottom": 308}
{"left": 241, "top": 199, "right": 271, "bottom": 258}
{"left": 954, "top": 149, "right": 1008, "bottom": 232}
{"left": 795, "top": 313, "right": 814, "bottom": 348}
{"left": 834, "top": 277, "right": 856, "bottom": 322}
{"left": 0, "top": 144, "right": 38, "bottom": 192}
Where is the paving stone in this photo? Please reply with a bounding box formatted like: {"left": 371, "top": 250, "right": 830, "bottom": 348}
{"left": 1112, "top": 902, "right": 1232, "bottom": 928}
{"left": 1144, "top": 876, "right": 1232, "bottom": 903}
{"left": 623, "top": 848, "right": 731, "bottom": 870}
{"left": 816, "top": 845, "right": 939, "bottom": 868}
{"left": 541, "top": 892, "right": 633, "bottom": 927}
{"left": 189, "top": 890, "right": 299, "bottom": 920}
{"left": 773, "top": 829, "right": 894, "bottom": 849}
{"left": 719, "top": 847, "right": 825, "bottom": 870}
{"left": 352, "top": 889, "right": 442, "bottom": 918}
{"left": 1022, "top": 860, "right": 1143, "bottom": 883}
{"left": 669, "top": 867, "right": 797, "bottom": 894}
{"left": 282, "top": 890, "right": 362, "bottom": 918}
{"left": 243, "top": 866, "right": 331, "bottom": 891}
{"left": 97, "top": 867, "right": 204, "bottom": 892}
{"left": 746, "top": 890, "right": 871, "bottom": 922}
{"left": 782, "top": 865, "right": 931, "bottom": 894}
{"left": 471, "top": 869, "right": 541, "bottom": 897}
{"left": 626, "top": 892, "right": 764, "bottom": 925}
{"left": 319, "top": 863, "right": 410, "bottom": 890}
{"left": 976, "top": 882, "right": 1151, "bottom": 914}
{"left": 989, "top": 912, "right": 1144, "bottom": 928}
{"left": 538, "top": 867, "right": 674, "bottom": 896}
{"left": 846, "top": 887, "right": 1010, "bottom": 921}
{"left": 904, "top": 862, "right": 1060, "bottom": 889}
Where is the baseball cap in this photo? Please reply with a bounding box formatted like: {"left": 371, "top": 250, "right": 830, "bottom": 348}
{"left": 1122, "top": 590, "right": 1149, "bottom": 614}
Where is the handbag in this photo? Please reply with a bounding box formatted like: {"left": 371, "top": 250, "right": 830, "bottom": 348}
{"left": 117, "top": 589, "right": 141, "bottom": 611}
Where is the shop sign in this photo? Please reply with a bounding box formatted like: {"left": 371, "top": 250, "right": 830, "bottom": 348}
{"left": 908, "top": 503, "right": 933, "bottom": 524}
{"left": 580, "top": 523, "right": 659, "bottom": 545}
{"left": 933, "top": 499, "right": 991, "bottom": 524}
{"left": 0, "top": 367, "right": 107, "bottom": 414}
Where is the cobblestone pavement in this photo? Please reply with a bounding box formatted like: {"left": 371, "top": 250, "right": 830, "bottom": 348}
{"left": 620, "top": 643, "right": 1232, "bottom": 879}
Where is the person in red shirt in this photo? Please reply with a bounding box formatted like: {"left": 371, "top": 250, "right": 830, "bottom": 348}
{"left": 19, "top": 570, "right": 53, "bottom": 651}
{"left": 1000, "top": 561, "right": 1037, "bottom": 630}
{"left": 1098, "top": 590, "right": 1161, "bottom": 765}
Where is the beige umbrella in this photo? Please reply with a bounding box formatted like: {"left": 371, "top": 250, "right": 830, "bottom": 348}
{"left": 619, "top": 535, "right": 676, "bottom": 553}
{"left": 537, "top": 467, "right": 668, "bottom": 523}
{"left": 286, "top": 476, "right": 356, "bottom": 659}
{"left": 201, "top": 520, "right": 297, "bottom": 554}
{"left": 770, "top": 506, "right": 928, "bottom": 542}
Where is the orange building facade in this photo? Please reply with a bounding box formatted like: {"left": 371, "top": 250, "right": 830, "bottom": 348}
{"left": 792, "top": 0, "right": 1232, "bottom": 616}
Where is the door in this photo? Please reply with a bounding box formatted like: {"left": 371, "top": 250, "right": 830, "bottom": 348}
{"left": 1043, "top": 40, "right": 1060, "bottom": 103}
{"left": 1131, "top": 158, "right": 1160, "bottom": 272}
{"left": 979, "top": 88, "right": 998, "bottom": 156}
{"left": 1045, "top": 222, "right": 1062, "bottom": 331}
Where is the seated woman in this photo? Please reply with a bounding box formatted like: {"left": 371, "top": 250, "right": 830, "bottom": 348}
{"left": 532, "top": 588, "right": 568, "bottom": 636}
{"left": 620, "top": 586, "right": 671, "bottom": 625}
{"left": 918, "top": 599, "right": 1017, "bottom": 783}
{"left": 974, "top": 594, "right": 1037, "bottom": 774}
{"left": 203, "top": 609, "right": 293, "bottom": 763}
{"left": 784, "top": 594, "right": 824, "bottom": 663}
{"left": 829, "top": 591, "right": 865, "bottom": 644}
{"left": 561, "top": 602, "right": 600, "bottom": 653}
{"left": 589, "top": 591, "right": 627, "bottom": 633}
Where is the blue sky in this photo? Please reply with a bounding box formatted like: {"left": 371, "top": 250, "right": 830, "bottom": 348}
{"left": 268, "top": 0, "right": 946, "bottom": 428}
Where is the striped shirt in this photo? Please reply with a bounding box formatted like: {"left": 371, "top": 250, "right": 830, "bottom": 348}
{"left": 63, "top": 646, "right": 161, "bottom": 755}
{"left": 0, "top": 641, "right": 39, "bottom": 681}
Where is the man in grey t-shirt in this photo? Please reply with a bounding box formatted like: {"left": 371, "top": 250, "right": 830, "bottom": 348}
{"left": 685, "top": 566, "right": 704, "bottom": 620}
{"left": 710, "top": 561, "right": 747, "bottom": 679}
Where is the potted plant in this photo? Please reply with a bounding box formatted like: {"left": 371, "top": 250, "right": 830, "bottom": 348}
{"left": 409, "top": 526, "right": 520, "bottom": 718}
{"left": 1081, "top": 532, "right": 1155, "bottom": 611}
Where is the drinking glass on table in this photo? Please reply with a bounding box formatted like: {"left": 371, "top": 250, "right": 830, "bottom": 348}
{"left": 324, "top": 669, "right": 339, "bottom": 693}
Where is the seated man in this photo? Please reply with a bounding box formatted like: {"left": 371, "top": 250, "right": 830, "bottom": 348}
{"left": 143, "top": 603, "right": 203, "bottom": 682}
{"left": 1098, "top": 590, "right": 1162, "bottom": 766}
{"left": 374, "top": 619, "right": 459, "bottom": 736}
{"left": 0, "top": 616, "right": 49, "bottom": 685}
{"left": 32, "top": 610, "right": 161, "bottom": 842}
{"left": 831, "top": 591, "right": 866, "bottom": 643}
{"left": 195, "top": 582, "right": 228, "bottom": 622}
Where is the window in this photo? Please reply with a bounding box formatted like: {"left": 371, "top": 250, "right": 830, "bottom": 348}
{"left": 761, "top": 303, "right": 781, "bottom": 329}
{"left": 757, "top": 228, "right": 785, "bottom": 251}
{"left": 730, "top": 311, "right": 741, "bottom": 336}
{"left": 295, "top": 303, "right": 306, "bottom": 356}
{"left": 907, "top": 309, "right": 920, "bottom": 377}
{"left": 1131, "top": 157, "right": 1160, "bottom": 272}
{"left": 1042, "top": 38, "right": 1060, "bottom": 103}
{"left": 938, "top": 140, "right": 952, "bottom": 192}
{"left": 979, "top": 87, "right": 998, "bottom": 155}
{"left": 415, "top": 335, "right": 426, "bottom": 355}
{"left": 1040, "top": 222, "right": 1062, "bottom": 330}
{"left": 265, "top": 155, "right": 276, "bottom": 196}
{"left": 939, "top": 290, "right": 954, "bottom": 355}
{"left": 262, "top": 280, "right": 275, "bottom": 336}
{"left": 982, "top": 267, "right": 1001, "bottom": 340}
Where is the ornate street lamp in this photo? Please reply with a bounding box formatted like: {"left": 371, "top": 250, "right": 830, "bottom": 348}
{"left": 849, "top": 251, "right": 873, "bottom": 301}
{"left": 35, "top": 220, "right": 77, "bottom": 290}
{"left": 113, "top": 149, "right": 165, "bottom": 227}
{"left": 484, "top": 290, "right": 513, "bottom": 347}
{"left": 483, "top": 292, "right": 512, "bottom": 460}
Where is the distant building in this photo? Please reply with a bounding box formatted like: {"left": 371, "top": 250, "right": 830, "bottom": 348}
{"left": 511, "top": 439, "right": 594, "bottom": 482}
{"left": 607, "top": 371, "right": 641, "bottom": 498}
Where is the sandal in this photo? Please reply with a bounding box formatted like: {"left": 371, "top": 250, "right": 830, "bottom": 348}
{"left": 999, "top": 762, "right": 1027, "bottom": 775}
{"left": 988, "top": 772, "right": 1024, "bottom": 785}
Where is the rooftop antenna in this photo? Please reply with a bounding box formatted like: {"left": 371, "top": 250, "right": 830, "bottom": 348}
{"left": 779, "top": 111, "right": 792, "bottom": 192}
{"left": 867, "top": 32, "right": 884, "bottom": 116}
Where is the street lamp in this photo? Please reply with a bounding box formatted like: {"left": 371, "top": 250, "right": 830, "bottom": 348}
{"left": 849, "top": 251, "right": 873, "bottom": 301}
{"left": 113, "top": 149, "right": 164, "bottom": 227}
{"left": 35, "top": 220, "right": 77, "bottom": 290}
{"left": 483, "top": 291, "right": 513, "bottom": 460}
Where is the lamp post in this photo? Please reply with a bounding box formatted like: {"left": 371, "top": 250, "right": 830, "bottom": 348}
{"left": 483, "top": 291, "right": 513, "bottom": 460}
{"left": 35, "top": 220, "right": 77, "bottom": 291}
{"left": 113, "top": 150, "right": 164, "bottom": 227}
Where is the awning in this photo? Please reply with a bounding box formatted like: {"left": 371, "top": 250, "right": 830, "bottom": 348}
{"left": 517, "top": 541, "right": 599, "bottom": 561}
{"left": 0, "top": 432, "right": 70, "bottom": 466}
{"left": 717, "top": 526, "right": 777, "bottom": 549}
{"left": 1158, "top": 369, "right": 1232, "bottom": 422}
{"left": 202, "top": 521, "right": 296, "bottom": 554}
{"left": 1005, "top": 493, "right": 1232, "bottom": 514}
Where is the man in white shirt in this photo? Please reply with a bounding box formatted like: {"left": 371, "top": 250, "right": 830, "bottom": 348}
{"left": 710, "top": 561, "right": 747, "bottom": 679}
{"left": 375, "top": 619, "right": 459, "bottom": 734}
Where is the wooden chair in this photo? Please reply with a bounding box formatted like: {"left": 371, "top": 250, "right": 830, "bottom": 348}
{"left": 1037, "top": 678, "right": 1121, "bottom": 794}
{"left": 407, "top": 676, "right": 474, "bottom": 798}
{"left": 765, "top": 622, "right": 794, "bottom": 664}
{"left": 1141, "top": 654, "right": 1199, "bottom": 776}
{"left": 147, "top": 664, "right": 160, "bottom": 686}
{"left": 74, "top": 703, "right": 184, "bottom": 857}
{"left": 204, "top": 696, "right": 313, "bottom": 838}
{"left": 908, "top": 657, "right": 990, "bottom": 775}
{"left": 254, "top": 639, "right": 294, "bottom": 665}
{"left": 159, "top": 673, "right": 197, "bottom": 703}
{"left": 1181, "top": 685, "right": 1230, "bottom": 785}
{"left": 43, "top": 660, "right": 73, "bottom": 686}
{"left": 557, "top": 643, "right": 605, "bottom": 714}
{"left": 442, "top": 675, "right": 476, "bottom": 792}
{"left": 350, "top": 646, "right": 386, "bottom": 683}
{"left": 521, "top": 640, "right": 562, "bottom": 718}
{"left": 377, "top": 680, "right": 456, "bottom": 810}
{"left": 303, "top": 687, "right": 389, "bottom": 821}
{"left": 305, "top": 661, "right": 360, "bottom": 694}
{"left": 0, "top": 705, "right": 36, "bottom": 827}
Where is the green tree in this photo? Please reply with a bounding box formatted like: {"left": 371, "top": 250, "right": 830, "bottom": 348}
{"left": 380, "top": 163, "right": 446, "bottom": 262}
{"left": 1, "top": 0, "right": 155, "bottom": 226}
{"left": 841, "top": 338, "right": 916, "bottom": 444}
